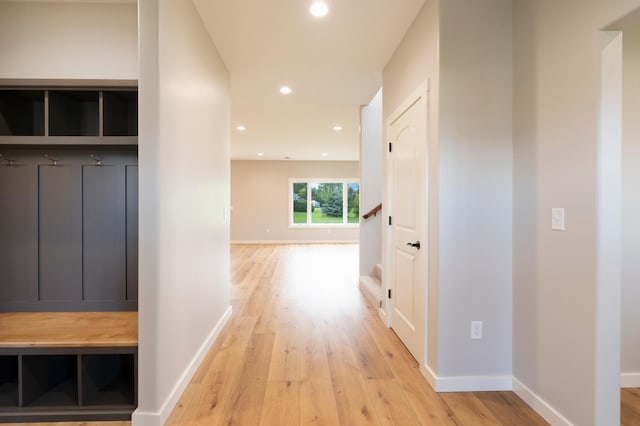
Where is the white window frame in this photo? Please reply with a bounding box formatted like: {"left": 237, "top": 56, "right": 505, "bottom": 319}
{"left": 289, "top": 178, "right": 360, "bottom": 228}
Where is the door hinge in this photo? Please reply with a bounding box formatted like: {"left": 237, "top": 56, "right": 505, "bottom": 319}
{"left": 388, "top": 216, "right": 392, "bottom": 226}
{"left": 388, "top": 289, "right": 392, "bottom": 299}
{"left": 388, "top": 142, "right": 392, "bottom": 152}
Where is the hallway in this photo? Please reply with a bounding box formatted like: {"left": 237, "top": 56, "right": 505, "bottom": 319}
{"left": 166, "top": 244, "right": 547, "bottom": 425}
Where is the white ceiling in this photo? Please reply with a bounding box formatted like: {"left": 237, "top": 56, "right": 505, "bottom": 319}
{"left": 193, "top": 0, "right": 425, "bottom": 161}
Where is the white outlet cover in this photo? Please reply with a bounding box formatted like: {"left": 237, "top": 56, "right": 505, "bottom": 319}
{"left": 471, "top": 321, "right": 483, "bottom": 340}
{"left": 551, "top": 208, "right": 565, "bottom": 231}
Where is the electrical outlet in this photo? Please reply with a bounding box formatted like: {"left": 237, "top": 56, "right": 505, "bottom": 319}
{"left": 551, "top": 208, "right": 565, "bottom": 231}
{"left": 471, "top": 321, "right": 483, "bottom": 339}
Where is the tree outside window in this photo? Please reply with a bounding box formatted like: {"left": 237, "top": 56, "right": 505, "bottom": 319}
{"left": 292, "top": 182, "right": 308, "bottom": 224}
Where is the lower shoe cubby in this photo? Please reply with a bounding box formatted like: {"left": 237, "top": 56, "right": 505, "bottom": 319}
{"left": 0, "top": 356, "right": 18, "bottom": 407}
{"left": 0, "top": 348, "right": 136, "bottom": 422}
{"left": 81, "top": 353, "right": 135, "bottom": 406}
{"left": 22, "top": 355, "right": 78, "bottom": 407}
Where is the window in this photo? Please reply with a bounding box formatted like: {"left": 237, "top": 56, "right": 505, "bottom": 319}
{"left": 290, "top": 179, "right": 359, "bottom": 226}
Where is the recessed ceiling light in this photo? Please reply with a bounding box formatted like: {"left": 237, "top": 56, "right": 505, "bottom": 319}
{"left": 279, "top": 86, "right": 292, "bottom": 95}
{"left": 310, "top": 1, "right": 329, "bottom": 17}
{"left": 321, "top": 153, "right": 328, "bottom": 157}
{"left": 333, "top": 125, "right": 343, "bottom": 131}
{"left": 257, "top": 152, "right": 264, "bottom": 157}
{"left": 236, "top": 125, "right": 246, "bottom": 131}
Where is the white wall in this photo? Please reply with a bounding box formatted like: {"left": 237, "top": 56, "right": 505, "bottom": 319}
{"left": 383, "top": 0, "right": 512, "bottom": 388}
{"left": 135, "top": 0, "right": 231, "bottom": 424}
{"left": 622, "top": 24, "right": 640, "bottom": 381}
{"left": 513, "top": 1, "right": 640, "bottom": 424}
{"left": 437, "top": 0, "right": 513, "bottom": 380}
{"left": 231, "top": 160, "right": 359, "bottom": 243}
{"left": 0, "top": 1, "right": 137, "bottom": 80}
{"left": 360, "top": 89, "right": 383, "bottom": 276}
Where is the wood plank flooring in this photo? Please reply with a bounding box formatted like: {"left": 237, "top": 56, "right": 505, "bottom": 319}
{"left": 622, "top": 387, "right": 640, "bottom": 426}
{"left": 166, "top": 244, "right": 548, "bottom": 425}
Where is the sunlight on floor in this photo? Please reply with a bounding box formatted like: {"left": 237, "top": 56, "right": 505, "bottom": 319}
{"left": 279, "top": 244, "right": 360, "bottom": 311}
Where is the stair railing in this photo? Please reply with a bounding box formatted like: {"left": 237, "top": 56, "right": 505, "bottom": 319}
{"left": 362, "top": 203, "right": 382, "bottom": 219}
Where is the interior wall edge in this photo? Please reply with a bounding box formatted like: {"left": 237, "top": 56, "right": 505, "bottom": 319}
{"left": 132, "top": 306, "right": 232, "bottom": 425}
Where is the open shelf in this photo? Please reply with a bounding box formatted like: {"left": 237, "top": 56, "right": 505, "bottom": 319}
{"left": 0, "top": 90, "right": 45, "bottom": 136}
{"left": 49, "top": 90, "right": 99, "bottom": 136}
{"left": 0, "top": 356, "right": 18, "bottom": 407}
{"left": 81, "top": 354, "right": 135, "bottom": 407}
{"left": 0, "top": 348, "right": 137, "bottom": 421}
{"left": 22, "top": 355, "right": 78, "bottom": 408}
{"left": 103, "top": 91, "right": 138, "bottom": 137}
{"left": 0, "top": 87, "right": 138, "bottom": 145}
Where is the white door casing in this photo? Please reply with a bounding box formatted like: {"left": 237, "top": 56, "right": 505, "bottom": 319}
{"left": 386, "top": 81, "right": 428, "bottom": 365}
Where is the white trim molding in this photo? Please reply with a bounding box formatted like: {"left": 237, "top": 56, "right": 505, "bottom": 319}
{"left": 513, "top": 377, "right": 573, "bottom": 426}
{"left": 422, "top": 365, "right": 512, "bottom": 392}
{"left": 621, "top": 372, "right": 640, "bottom": 388}
{"left": 131, "top": 306, "right": 233, "bottom": 426}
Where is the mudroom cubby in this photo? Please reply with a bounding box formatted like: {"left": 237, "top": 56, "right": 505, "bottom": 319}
{"left": 103, "top": 90, "right": 138, "bottom": 136}
{"left": 0, "top": 356, "right": 18, "bottom": 407}
{"left": 48, "top": 90, "right": 99, "bottom": 136}
{"left": 0, "top": 348, "right": 137, "bottom": 422}
{"left": 22, "top": 354, "right": 78, "bottom": 407}
{"left": 0, "top": 87, "right": 137, "bottom": 145}
{"left": 81, "top": 353, "right": 136, "bottom": 406}
{"left": 0, "top": 84, "right": 139, "bottom": 422}
{"left": 0, "top": 90, "right": 45, "bottom": 136}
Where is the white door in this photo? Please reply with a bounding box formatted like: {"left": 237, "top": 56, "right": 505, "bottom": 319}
{"left": 387, "top": 82, "right": 427, "bottom": 364}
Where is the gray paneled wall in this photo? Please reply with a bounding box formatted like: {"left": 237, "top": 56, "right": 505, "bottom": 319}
{"left": 0, "top": 148, "right": 138, "bottom": 311}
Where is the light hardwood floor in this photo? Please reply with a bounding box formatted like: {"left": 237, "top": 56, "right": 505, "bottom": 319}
{"left": 166, "top": 244, "right": 548, "bottom": 425}
{"left": 622, "top": 388, "right": 640, "bottom": 426}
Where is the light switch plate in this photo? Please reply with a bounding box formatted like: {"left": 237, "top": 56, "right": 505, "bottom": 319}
{"left": 551, "top": 208, "right": 565, "bottom": 231}
{"left": 471, "top": 321, "right": 483, "bottom": 339}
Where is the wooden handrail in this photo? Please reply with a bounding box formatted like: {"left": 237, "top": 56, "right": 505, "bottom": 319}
{"left": 362, "top": 203, "right": 382, "bottom": 219}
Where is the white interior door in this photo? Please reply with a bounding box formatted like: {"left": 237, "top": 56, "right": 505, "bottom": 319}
{"left": 387, "top": 82, "right": 427, "bottom": 364}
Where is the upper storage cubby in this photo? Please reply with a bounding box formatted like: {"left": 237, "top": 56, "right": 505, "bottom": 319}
{"left": 49, "top": 90, "right": 99, "bottom": 136}
{"left": 103, "top": 91, "right": 138, "bottom": 137}
{"left": 0, "top": 87, "right": 137, "bottom": 145}
{"left": 0, "top": 90, "right": 45, "bottom": 136}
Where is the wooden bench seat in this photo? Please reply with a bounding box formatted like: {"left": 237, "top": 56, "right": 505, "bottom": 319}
{"left": 0, "top": 312, "right": 137, "bottom": 348}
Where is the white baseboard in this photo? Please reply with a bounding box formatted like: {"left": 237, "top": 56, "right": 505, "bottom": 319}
{"left": 420, "top": 365, "right": 512, "bottom": 392}
{"left": 377, "top": 306, "right": 388, "bottom": 325}
{"left": 131, "top": 305, "right": 233, "bottom": 426}
{"left": 513, "top": 377, "right": 572, "bottom": 426}
{"left": 231, "top": 240, "right": 359, "bottom": 244}
{"left": 621, "top": 372, "right": 640, "bottom": 388}
{"left": 436, "top": 375, "right": 512, "bottom": 392}
{"left": 422, "top": 364, "right": 438, "bottom": 390}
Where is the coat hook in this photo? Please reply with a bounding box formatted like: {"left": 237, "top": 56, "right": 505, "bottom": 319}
{"left": 90, "top": 154, "right": 102, "bottom": 166}
{"left": 1, "top": 154, "right": 16, "bottom": 167}
{"left": 44, "top": 153, "right": 59, "bottom": 167}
